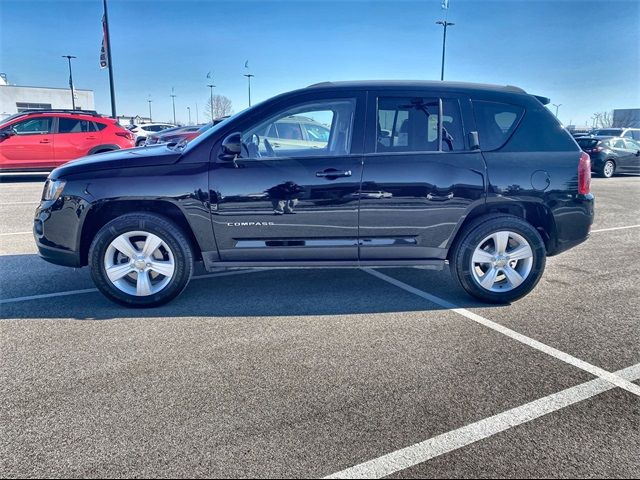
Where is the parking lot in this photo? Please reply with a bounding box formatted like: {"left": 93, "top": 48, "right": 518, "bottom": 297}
{"left": 1, "top": 175, "right": 638, "bottom": 478}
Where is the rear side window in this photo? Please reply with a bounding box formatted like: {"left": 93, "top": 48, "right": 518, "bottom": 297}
{"left": 377, "top": 97, "right": 439, "bottom": 152}
{"left": 58, "top": 118, "right": 93, "bottom": 133}
{"left": 473, "top": 101, "right": 524, "bottom": 151}
{"left": 94, "top": 122, "right": 108, "bottom": 131}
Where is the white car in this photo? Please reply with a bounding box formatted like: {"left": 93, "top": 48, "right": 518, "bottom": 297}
{"left": 127, "top": 123, "right": 176, "bottom": 146}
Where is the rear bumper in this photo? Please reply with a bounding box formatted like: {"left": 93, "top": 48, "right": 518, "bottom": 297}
{"left": 548, "top": 193, "right": 595, "bottom": 256}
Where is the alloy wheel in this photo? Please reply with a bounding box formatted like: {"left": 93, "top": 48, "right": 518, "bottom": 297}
{"left": 103, "top": 231, "right": 175, "bottom": 296}
{"left": 470, "top": 230, "right": 534, "bottom": 292}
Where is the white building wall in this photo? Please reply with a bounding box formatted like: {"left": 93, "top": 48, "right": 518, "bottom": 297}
{"left": 0, "top": 85, "right": 95, "bottom": 119}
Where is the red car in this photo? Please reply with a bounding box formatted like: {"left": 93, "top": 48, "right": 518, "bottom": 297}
{"left": 0, "top": 110, "right": 135, "bottom": 171}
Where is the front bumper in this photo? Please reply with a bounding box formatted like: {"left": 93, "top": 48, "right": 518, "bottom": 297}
{"left": 33, "top": 195, "right": 89, "bottom": 268}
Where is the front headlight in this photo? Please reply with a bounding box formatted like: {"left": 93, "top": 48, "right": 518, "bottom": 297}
{"left": 42, "top": 179, "right": 66, "bottom": 201}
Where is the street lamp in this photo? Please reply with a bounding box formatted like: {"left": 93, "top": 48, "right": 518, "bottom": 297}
{"left": 552, "top": 103, "right": 562, "bottom": 118}
{"left": 62, "top": 55, "right": 77, "bottom": 110}
{"left": 187, "top": 106, "right": 191, "bottom": 125}
{"left": 147, "top": 96, "right": 152, "bottom": 122}
{"left": 435, "top": 21, "right": 454, "bottom": 81}
{"left": 243, "top": 73, "right": 254, "bottom": 107}
{"left": 170, "top": 88, "right": 177, "bottom": 124}
{"left": 207, "top": 84, "right": 215, "bottom": 120}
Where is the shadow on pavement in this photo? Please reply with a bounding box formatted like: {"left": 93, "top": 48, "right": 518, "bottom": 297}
{"left": 0, "top": 254, "right": 504, "bottom": 321}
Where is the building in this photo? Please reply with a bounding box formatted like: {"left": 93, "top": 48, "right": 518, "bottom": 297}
{"left": 0, "top": 75, "right": 95, "bottom": 120}
{"left": 613, "top": 108, "right": 640, "bottom": 128}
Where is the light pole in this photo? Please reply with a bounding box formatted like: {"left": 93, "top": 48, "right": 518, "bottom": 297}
{"left": 62, "top": 55, "right": 77, "bottom": 110}
{"left": 552, "top": 103, "right": 562, "bottom": 119}
{"left": 244, "top": 73, "right": 254, "bottom": 107}
{"left": 147, "top": 96, "right": 152, "bottom": 122}
{"left": 195, "top": 102, "right": 199, "bottom": 124}
{"left": 187, "top": 106, "right": 191, "bottom": 125}
{"left": 207, "top": 84, "right": 215, "bottom": 121}
{"left": 170, "top": 88, "right": 176, "bottom": 124}
{"left": 435, "top": 21, "right": 454, "bottom": 81}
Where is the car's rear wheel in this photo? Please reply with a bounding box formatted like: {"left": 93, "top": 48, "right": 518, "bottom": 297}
{"left": 88, "top": 213, "right": 193, "bottom": 307}
{"left": 450, "top": 215, "right": 546, "bottom": 303}
{"left": 600, "top": 159, "right": 615, "bottom": 178}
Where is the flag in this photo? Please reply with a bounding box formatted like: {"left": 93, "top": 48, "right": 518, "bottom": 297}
{"left": 99, "top": 14, "right": 108, "bottom": 69}
{"left": 244, "top": 60, "right": 249, "bottom": 69}
{"left": 441, "top": 0, "right": 449, "bottom": 9}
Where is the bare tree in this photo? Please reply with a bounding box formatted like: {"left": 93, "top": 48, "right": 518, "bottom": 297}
{"left": 592, "top": 110, "right": 613, "bottom": 128}
{"left": 205, "top": 94, "right": 233, "bottom": 121}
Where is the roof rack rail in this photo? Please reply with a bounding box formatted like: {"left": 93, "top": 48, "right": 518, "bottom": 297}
{"left": 17, "top": 109, "right": 102, "bottom": 116}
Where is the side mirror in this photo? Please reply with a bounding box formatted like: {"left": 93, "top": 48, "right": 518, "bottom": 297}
{"left": 219, "top": 132, "right": 242, "bottom": 161}
{"left": 468, "top": 131, "right": 480, "bottom": 150}
{"left": 0, "top": 129, "right": 15, "bottom": 140}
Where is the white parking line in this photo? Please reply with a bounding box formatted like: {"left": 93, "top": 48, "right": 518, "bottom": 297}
{"left": 325, "top": 363, "right": 640, "bottom": 479}
{"left": 0, "top": 269, "right": 262, "bottom": 305}
{"left": 0, "top": 231, "right": 32, "bottom": 236}
{"left": 363, "top": 268, "right": 640, "bottom": 397}
{"left": 591, "top": 224, "right": 640, "bottom": 233}
{"left": 0, "top": 201, "right": 38, "bottom": 206}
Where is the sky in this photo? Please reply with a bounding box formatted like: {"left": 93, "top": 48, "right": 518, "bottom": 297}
{"left": 1, "top": 0, "right": 638, "bottom": 126}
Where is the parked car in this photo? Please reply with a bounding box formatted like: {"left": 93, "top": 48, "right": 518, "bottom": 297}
{"left": 0, "top": 110, "right": 134, "bottom": 172}
{"left": 590, "top": 127, "right": 640, "bottom": 141}
{"left": 577, "top": 135, "right": 640, "bottom": 177}
{"left": 144, "top": 125, "right": 204, "bottom": 146}
{"left": 128, "top": 123, "right": 175, "bottom": 146}
{"left": 258, "top": 115, "right": 331, "bottom": 152}
{"left": 34, "top": 81, "right": 594, "bottom": 307}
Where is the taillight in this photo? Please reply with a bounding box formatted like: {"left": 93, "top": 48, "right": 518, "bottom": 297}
{"left": 115, "top": 131, "right": 133, "bottom": 140}
{"left": 592, "top": 146, "right": 603, "bottom": 152}
{"left": 578, "top": 151, "right": 591, "bottom": 195}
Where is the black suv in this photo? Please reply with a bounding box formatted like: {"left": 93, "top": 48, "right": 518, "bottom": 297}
{"left": 34, "top": 81, "right": 594, "bottom": 307}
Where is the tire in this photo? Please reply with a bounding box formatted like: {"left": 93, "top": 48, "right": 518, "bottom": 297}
{"left": 599, "top": 159, "right": 615, "bottom": 178}
{"left": 136, "top": 138, "right": 146, "bottom": 147}
{"left": 449, "top": 215, "right": 546, "bottom": 304}
{"left": 88, "top": 213, "right": 193, "bottom": 307}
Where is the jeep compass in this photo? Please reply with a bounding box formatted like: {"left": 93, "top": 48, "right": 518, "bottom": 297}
{"left": 33, "top": 81, "right": 594, "bottom": 307}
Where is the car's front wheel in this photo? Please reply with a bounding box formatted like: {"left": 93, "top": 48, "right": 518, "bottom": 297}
{"left": 88, "top": 213, "right": 193, "bottom": 307}
{"left": 450, "top": 215, "right": 546, "bottom": 303}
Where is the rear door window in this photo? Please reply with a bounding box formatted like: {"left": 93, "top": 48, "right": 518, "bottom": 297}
{"left": 376, "top": 97, "right": 439, "bottom": 152}
{"left": 58, "top": 117, "right": 93, "bottom": 133}
{"left": 473, "top": 101, "right": 524, "bottom": 150}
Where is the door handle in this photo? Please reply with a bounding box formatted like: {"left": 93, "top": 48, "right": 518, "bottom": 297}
{"left": 39, "top": 139, "right": 50, "bottom": 144}
{"left": 316, "top": 169, "right": 352, "bottom": 179}
{"left": 426, "top": 192, "right": 454, "bottom": 201}
{"left": 85, "top": 136, "right": 96, "bottom": 139}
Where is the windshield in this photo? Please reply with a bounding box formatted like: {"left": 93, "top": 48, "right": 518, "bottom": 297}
{"left": 181, "top": 112, "right": 241, "bottom": 152}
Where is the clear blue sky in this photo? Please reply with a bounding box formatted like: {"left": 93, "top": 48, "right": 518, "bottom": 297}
{"left": 1, "top": 0, "right": 638, "bottom": 126}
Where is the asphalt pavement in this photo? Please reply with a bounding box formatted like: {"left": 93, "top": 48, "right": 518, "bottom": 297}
{"left": 1, "top": 174, "right": 638, "bottom": 478}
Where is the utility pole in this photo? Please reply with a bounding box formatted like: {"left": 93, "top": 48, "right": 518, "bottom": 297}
{"left": 170, "top": 88, "right": 177, "bottom": 124}
{"left": 102, "top": 0, "right": 116, "bottom": 117}
{"left": 147, "top": 96, "right": 152, "bottom": 122}
{"left": 243, "top": 73, "right": 254, "bottom": 107}
{"left": 207, "top": 84, "right": 215, "bottom": 120}
{"left": 62, "top": 55, "right": 77, "bottom": 110}
{"left": 187, "top": 106, "right": 191, "bottom": 125}
{"left": 436, "top": 20, "right": 454, "bottom": 81}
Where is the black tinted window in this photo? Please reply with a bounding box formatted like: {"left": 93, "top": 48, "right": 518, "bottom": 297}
{"left": 377, "top": 97, "right": 439, "bottom": 152}
{"left": 94, "top": 122, "right": 107, "bottom": 131}
{"left": 474, "top": 101, "right": 524, "bottom": 150}
{"left": 58, "top": 118, "right": 93, "bottom": 133}
{"left": 577, "top": 138, "right": 599, "bottom": 149}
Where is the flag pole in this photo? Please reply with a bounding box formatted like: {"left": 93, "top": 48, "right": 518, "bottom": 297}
{"left": 103, "top": 0, "right": 116, "bottom": 118}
